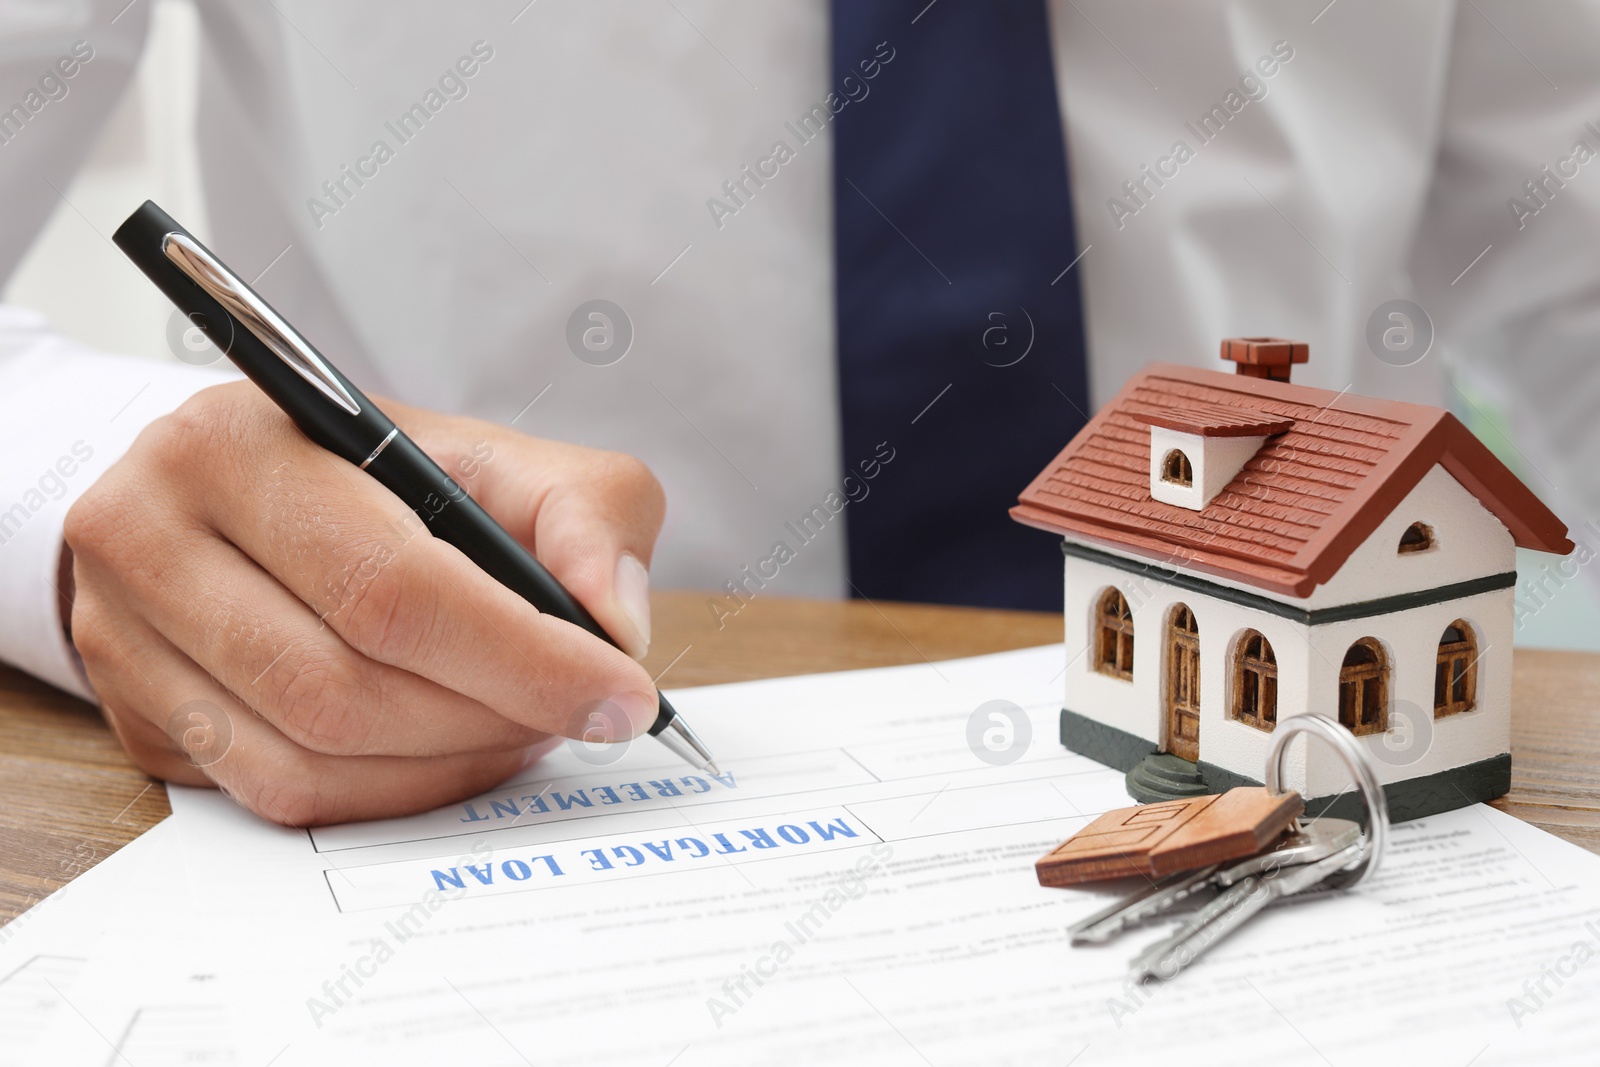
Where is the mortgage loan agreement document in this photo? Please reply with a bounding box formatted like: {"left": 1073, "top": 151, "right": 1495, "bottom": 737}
{"left": 42, "top": 646, "right": 1600, "bottom": 1065}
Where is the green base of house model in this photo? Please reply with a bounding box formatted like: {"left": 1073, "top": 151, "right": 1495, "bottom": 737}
{"left": 1060, "top": 707, "right": 1512, "bottom": 823}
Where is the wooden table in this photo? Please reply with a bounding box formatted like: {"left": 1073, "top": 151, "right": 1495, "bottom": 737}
{"left": 3, "top": 591, "right": 1598, "bottom": 924}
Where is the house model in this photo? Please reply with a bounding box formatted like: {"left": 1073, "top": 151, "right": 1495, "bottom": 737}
{"left": 1011, "top": 338, "right": 1572, "bottom": 821}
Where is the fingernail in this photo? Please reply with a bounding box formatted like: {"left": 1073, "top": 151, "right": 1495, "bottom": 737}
{"left": 613, "top": 552, "right": 652, "bottom": 658}
{"left": 603, "top": 690, "right": 659, "bottom": 740}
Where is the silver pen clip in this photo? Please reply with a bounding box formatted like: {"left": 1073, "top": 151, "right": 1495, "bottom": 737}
{"left": 161, "top": 232, "right": 360, "bottom": 417}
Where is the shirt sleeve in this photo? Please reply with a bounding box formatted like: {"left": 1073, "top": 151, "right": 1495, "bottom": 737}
{"left": 0, "top": 305, "right": 229, "bottom": 700}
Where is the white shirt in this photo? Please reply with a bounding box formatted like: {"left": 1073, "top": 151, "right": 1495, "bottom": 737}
{"left": 1, "top": 0, "right": 1593, "bottom": 699}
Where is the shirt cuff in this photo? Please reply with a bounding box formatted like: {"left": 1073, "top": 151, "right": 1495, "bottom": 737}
{"left": 0, "top": 306, "right": 232, "bottom": 702}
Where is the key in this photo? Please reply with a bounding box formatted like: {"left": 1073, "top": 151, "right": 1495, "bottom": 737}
{"left": 1129, "top": 840, "right": 1365, "bottom": 982}
{"left": 1037, "top": 787, "right": 1304, "bottom": 887}
{"left": 1212, "top": 817, "right": 1361, "bottom": 886}
{"left": 1068, "top": 817, "right": 1360, "bottom": 944}
{"left": 1067, "top": 865, "right": 1220, "bottom": 945}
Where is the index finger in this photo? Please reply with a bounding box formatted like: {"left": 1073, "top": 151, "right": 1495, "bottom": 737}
{"left": 179, "top": 411, "right": 659, "bottom": 741}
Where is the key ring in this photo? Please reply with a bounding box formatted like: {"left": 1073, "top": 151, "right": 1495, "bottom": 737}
{"left": 1265, "top": 715, "right": 1389, "bottom": 887}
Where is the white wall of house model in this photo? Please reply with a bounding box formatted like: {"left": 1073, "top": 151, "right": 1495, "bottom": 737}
{"left": 1061, "top": 464, "right": 1514, "bottom": 799}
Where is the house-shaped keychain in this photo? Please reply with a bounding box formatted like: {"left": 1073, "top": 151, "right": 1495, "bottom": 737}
{"left": 1011, "top": 337, "right": 1573, "bottom": 821}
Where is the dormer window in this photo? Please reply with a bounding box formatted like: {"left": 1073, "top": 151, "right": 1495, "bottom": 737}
{"left": 1140, "top": 405, "right": 1292, "bottom": 512}
{"left": 1399, "top": 522, "right": 1434, "bottom": 554}
{"left": 1161, "top": 449, "right": 1193, "bottom": 487}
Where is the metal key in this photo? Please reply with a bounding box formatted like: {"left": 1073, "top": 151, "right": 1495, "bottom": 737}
{"left": 1212, "top": 817, "right": 1361, "bottom": 886}
{"left": 1068, "top": 818, "right": 1360, "bottom": 945}
{"left": 1129, "top": 840, "right": 1364, "bottom": 982}
{"left": 1067, "top": 864, "right": 1221, "bottom": 945}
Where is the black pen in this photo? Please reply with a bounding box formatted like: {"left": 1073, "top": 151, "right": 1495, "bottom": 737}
{"left": 112, "top": 200, "right": 718, "bottom": 774}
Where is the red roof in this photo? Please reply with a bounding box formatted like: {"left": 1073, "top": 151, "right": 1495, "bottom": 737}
{"left": 1011, "top": 364, "right": 1573, "bottom": 597}
{"left": 1134, "top": 401, "right": 1293, "bottom": 438}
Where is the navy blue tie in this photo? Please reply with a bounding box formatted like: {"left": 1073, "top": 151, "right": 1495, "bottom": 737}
{"left": 831, "top": 0, "right": 1090, "bottom": 611}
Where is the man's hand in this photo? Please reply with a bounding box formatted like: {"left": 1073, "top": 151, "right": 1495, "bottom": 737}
{"left": 63, "top": 381, "right": 665, "bottom": 826}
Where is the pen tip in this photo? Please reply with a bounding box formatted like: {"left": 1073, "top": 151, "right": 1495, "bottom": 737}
{"left": 653, "top": 713, "right": 720, "bottom": 775}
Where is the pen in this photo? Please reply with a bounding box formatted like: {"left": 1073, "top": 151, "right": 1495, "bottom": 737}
{"left": 112, "top": 200, "right": 718, "bottom": 775}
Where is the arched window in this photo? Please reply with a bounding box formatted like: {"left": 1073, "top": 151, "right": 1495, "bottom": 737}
{"left": 1161, "top": 449, "right": 1193, "bottom": 487}
{"left": 1399, "top": 522, "right": 1435, "bottom": 554}
{"left": 1436, "top": 621, "right": 1478, "bottom": 716}
{"left": 1232, "top": 630, "right": 1277, "bottom": 731}
{"left": 1338, "top": 639, "right": 1388, "bottom": 736}
{"left": 1095, "top": 588, "right": 1134, "bottom": 680}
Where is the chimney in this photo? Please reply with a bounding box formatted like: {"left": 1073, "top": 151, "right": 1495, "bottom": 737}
{"left": 1220, "top": 337, "right": 1308, "bottom": 383}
